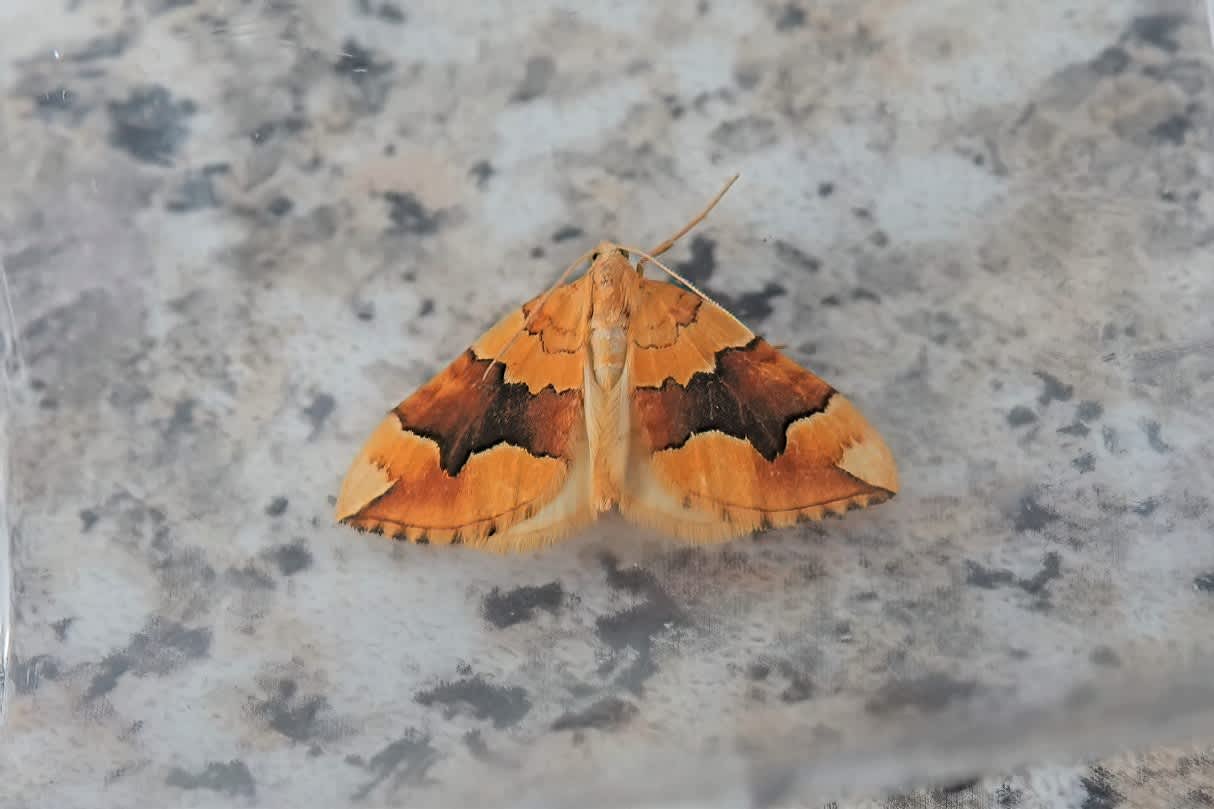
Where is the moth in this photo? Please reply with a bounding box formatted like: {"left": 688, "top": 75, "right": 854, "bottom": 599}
{"left": 335, "top": 175, "right": 898, "bottom": 551}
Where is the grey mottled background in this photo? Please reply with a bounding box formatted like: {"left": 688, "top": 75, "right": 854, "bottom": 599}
{"left": 2, "top": 1, "right": 1214, "bottom": 807}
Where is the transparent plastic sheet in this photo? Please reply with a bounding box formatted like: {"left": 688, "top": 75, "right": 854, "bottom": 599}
{"left": 2, "top": 1, "right": 1214, "bottom": 807}
{"left": 0, "top": 242, "right": 18, "bottom": 724}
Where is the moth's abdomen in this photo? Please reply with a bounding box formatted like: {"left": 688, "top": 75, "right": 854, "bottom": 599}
{"left": 589, "top": 326, "right": 627, "bottom": 388}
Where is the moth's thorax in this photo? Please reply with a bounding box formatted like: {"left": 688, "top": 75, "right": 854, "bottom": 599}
{"left": 586, "top": 245, "right": 637, "bottom": 390}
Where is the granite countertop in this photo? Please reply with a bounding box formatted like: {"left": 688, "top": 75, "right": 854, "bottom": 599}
{"left": 3, "top": 1, "right": 1213, "bottom": 807}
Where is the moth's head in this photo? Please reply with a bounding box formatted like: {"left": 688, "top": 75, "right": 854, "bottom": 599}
{"left": 587, "top": 241, "right": 636, "bottom": 284}
{"left": 588, "top": 241, "right": 633, "bottom": 265}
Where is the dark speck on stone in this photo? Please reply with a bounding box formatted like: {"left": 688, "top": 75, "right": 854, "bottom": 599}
{"left": 1195, "top": 574, "right": 1214, "bottom": 593}
{"left": 469, "top": 160, "right": 494, "bottom": 189}
{"left": 727, "top": 282, "right": 786, "bottom": 322}
{"left": 1127, "top": 14, "right": 1185, "bottom": 52}
{"left": 107, "top": 85, "right": 196, "bottom": 166}
{"left": 335, "top": 38, "right": 391, "bottom": 80}
{"left": 350, "top": 730, "right": 440, "bottom": 801}
{"left": 818, "top": 181, "right": 834, "bottom": 197}
{"left": 551, "top": 697, "right": 638, "bottom": 732}
{"left": 414, "top": 675, "right": 531, "bottom": 729}
{"left": 511, "top": 56, "right": 555, "bottom": 103}
{"left": 773, "top": 240, "right": 820, "bottom": 272}
{"left": 1090, "top": 46, "right": 1130, "bottom": 75}
{"left": 385, "top": 192, "right": 441, "bottom": 235}
{"left": 270, "top": 540, "right": 313, "bottom": 576}
{"left": 734, "top": 65, "right": 761, "bottom": 90}
{"left": 1013, "top": 495, "right": 1059, "bottom": 533}
{"left": 418, "top": 298, "right": 435, "bottom": 317}
{"left": 80, "top": 508, "right": 99, "bottom": 531}
{"left": 1079, "top": 767, "right": 1123, "bottom": 809}
{"left": 1058, "top": 422, "right": 1090, "bottom": 437}
{"left": 1151, "top": 114, "right": 1191, "bottom": 145}
{"left": 675, "top": 235, "right": 717, "bottom": 285}
{"left": 775, "top": 3, "right": 806, "bottom": 30}
{"left": 1019, "top": 552, "right": 1062, "bottom": 596}
{"left": 271, "top": 696, "right": 324, "bottom": 740}
{"left": 1187, "top": 788, "right": 1213, "bottom": 806}
{"left": 52, "top": 617, "right": 75, "bottom": 641}
{"left": 1034, "top": 370, "right": 1073, "bottom": 406}
{"left": 596, "top": 553, "right": 688, "bottom": 694}
{"left": 1142, "top": 420, "right": 1171, "bottom": 453}
{"left": 255, "top": 679, "right": 330, "bottom": 742}
{"left": 866, "top": 672, "right": 979, "bottom": 715}
{"left": 86, "top": 619, "right": 212, "bottom": 701}
{"left": 249, "top": 123, "right": 274, "bottom": 143}
{"left": 463, "top": 730, "right": 490, "bottom": 759}
{"left": 1007, "top": 406, "right": 1037, "bottom": 427}
{"left": 820, "top": 294, "right": 841, "bottom": 306}
{"left": 268, "top": 196, "right": 293, "bottom": 216}
{"left": 530, "top": 246, "right": 545, "bottom": 259}
{"left": 1073, "top": 452, "right": 1095, "bottom": 473}
{"left": 303, "top": 393, "right": 335, "bottom": 436}
{"left": 778, "top": 670, "right": 814, "bottom": 703}
{"left": 941, "top": 779, "right": 980, "bottom": 796}
{"left": 167, "top": 398, "right": 195, "bottom": 435}
{"left": 356, "top": 0, "right": 406, "bottom": 23}
{"left": 966, "top": 560, "right": 1016, "bottom": 589}
{"left": 166, "top": 760, "right": 256, "bottom": 799}
{"left": 71, "top": 32, "right": 131, "bottom": 61}
{"left": 166, "top": 164, "right": 228, "bottom": 212}
{"left": 36, "top": 86, "right": 76, "bottom": 112}
{"left": 151, "top": 0, "right": 194, "bottom": 13}
{"left": 379, "top": 3, "right": 406, "bottom": 23}
{"left": 266, "top": 497, "right": 288, "bottom": 517}
{"left": 1133, "top": 498, "right": 1158, "bottom": 516}
{"left": 482, "top": 582, "right": 563, "bottom": 628}
{"left": 226, "top": 563, "right": 276, "bottom": 590}
{"left": 552, "top": 225, "right": 583, "bottom": 242}
{"left": 1077, "top": 401, "right": 1104, "bottom": 421}
{"left": 870, "top": 230, "right": 890, "bottom": 248}
{"left": 852, "top": 288, "right": 881, "bottom": 303}
{"left": 1090, "top": 646, "right": 1121, "bottom": 666}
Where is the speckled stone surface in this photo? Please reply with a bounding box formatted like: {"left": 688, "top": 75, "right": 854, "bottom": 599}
{"left": 2, "top": 1, "right": 1214, "bottom": 807}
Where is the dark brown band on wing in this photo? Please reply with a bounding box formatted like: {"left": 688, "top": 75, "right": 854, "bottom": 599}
{"left": 395, "top": 350, "right": 582, "bottom": 475}
{"left": 633, "top": 337, "right": 835, "bottom": 461}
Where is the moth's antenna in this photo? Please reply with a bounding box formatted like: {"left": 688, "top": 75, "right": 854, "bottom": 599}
{"left": 482, "top": 247, "right": 596, "bottom": 381}
{"left": 641, "top": 173, "right": 740, "bottom": 267}
{"left": 618, "top": 245, "right": 730, "bottom": 313}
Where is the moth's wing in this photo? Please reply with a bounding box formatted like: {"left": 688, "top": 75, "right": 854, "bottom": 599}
{"left": 620, "top": 278, "right": 898, "bottom": 542}
{"left": 336, "top": 277, "right": 597, "bottom": 551}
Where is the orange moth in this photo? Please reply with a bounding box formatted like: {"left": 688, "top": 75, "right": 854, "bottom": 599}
{"left": 335, "top": 175, "right": 898, "bottom": 551}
